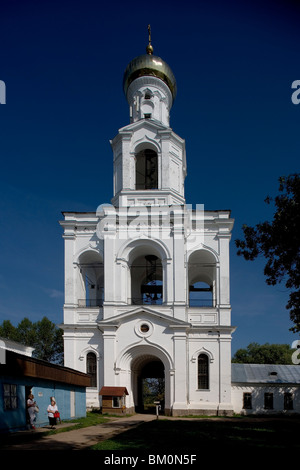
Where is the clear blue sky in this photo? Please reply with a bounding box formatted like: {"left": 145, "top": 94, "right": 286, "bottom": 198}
{"left": 0, "top": 0, "right": 299, "bottom": 355}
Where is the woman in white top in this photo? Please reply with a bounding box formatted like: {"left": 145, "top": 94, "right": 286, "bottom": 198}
{"left": 27, "top": 393, "right": 37, "bottom": 429}
{"left": 47, "top": 397, "right": 58, "bottom": 429}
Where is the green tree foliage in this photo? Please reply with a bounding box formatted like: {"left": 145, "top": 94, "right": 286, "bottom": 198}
{"left": 143, "top": 378, "right": 165, "bottom": 405}
{"left": 232, "top": 342, "right": 295, "bottom": 364}
{"left": 235, "top": 174, "right": 300, "bottom": 333}
{"left": 0, "top": 316, "right": 63, "bottom": 364}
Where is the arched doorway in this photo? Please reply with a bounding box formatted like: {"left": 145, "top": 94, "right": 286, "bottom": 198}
{"left": 131, "top": 355, "right": 165, "bottom": 414}
{"left": 117, "top": 344, "right": 172, "bottom": 415}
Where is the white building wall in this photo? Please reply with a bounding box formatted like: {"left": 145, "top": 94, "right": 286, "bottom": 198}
{"left": 232, "top": 385, "right": 300, "bottom": 415}
{"left": 60, "top": 207, "right": 235, "bottom": 414}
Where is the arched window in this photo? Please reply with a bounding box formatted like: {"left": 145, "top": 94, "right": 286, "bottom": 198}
{"left": 87, "top": 352, "right": 97, "bottom": 388}
{"left": 198, "top": 354, "right": 209, "bottom": 389}
{"left": 136, "top": 149, "right": 158, "bottom": 190}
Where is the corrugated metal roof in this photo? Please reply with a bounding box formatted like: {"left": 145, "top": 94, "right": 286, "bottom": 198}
{"left": 232, "top": 363, "right": 300, "bottom": 384}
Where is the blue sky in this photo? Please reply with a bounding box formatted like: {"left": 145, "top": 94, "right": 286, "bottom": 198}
{"left": 0, "top": 0, "right": 299, "bottom": 355}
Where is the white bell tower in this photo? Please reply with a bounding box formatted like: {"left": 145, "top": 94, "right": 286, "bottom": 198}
{"left": 111, "top": 26, "right": 186, "bottom": 208}
{"left": 60, "top": 27, "right": 235, "bottom": 415}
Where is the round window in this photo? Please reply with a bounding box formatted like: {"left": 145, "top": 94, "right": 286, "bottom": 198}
{"left": 135, "top": 320, "right": 153, "bottom": 337}
{"left": 140, "top": 324, "right": 150, "bottom": 333}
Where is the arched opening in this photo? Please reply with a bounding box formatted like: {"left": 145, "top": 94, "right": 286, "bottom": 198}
{"left": 188, "top": 250, "right": 217, "bottom": 307}
{"left": 132, "top": 355, "right": 165, "bottom": 414}
{"left": 117, "top": 343, "right": 172, "bottom": 415}
{"left": 136, "top": 149, "right": 158, "bottom": 190}
{"left": 77, "top": 251, "right": 104, "bottom": 307}
{"left": 131, "top": 254, "right": 163, "bottom": 305}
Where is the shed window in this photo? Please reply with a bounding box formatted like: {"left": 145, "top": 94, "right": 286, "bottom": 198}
{"left": 3, "top": 383, "right": 18, "bottom": 410}
{"left": 198, "top": 354, "right": 209, "bottom": 389}
{"left": 113, "top": 396, "right": 121, "bottom": 408}
{"left": 112, "top": 396, "right": 125, "bottom": 408}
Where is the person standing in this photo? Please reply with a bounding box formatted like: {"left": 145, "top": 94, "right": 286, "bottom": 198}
{"left": 47, "top": 397, "right": 58, "bottom": 429}
{"left": 27, "top": 393, "right": 37, "bottom": 429}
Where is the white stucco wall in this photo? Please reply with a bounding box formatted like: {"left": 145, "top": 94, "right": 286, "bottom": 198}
{"left": 232, "top": 384, "right": 300, "bottom": 415}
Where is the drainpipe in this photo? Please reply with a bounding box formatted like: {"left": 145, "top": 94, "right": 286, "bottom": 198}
{"left": 186, "top": 328, "right": 189, "bottom": 407}
{"left": 218, "top": 330, "right": 221, "bottom": 416}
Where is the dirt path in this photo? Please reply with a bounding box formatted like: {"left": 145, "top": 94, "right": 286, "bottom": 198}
{"left": 1, "top": 414, "right": 156, "bottom": 450}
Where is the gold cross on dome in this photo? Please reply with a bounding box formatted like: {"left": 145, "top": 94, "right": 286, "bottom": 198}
{"left": 148, "top": 24, "right": 151, "bottom": 45}
{"left": 146, "top": 24, "right": 153, "bottom": 55}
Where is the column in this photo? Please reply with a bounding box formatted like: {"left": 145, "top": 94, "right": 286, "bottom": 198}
{"left": 172, "top": 326, "right": 188, "bottom": 413}
{"left": 101, "top": 325, "right": 118, "bottom": 385}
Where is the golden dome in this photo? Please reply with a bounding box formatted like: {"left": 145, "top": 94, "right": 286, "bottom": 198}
{"left": 123, "top": 52, "right": 177, "bottom": 100}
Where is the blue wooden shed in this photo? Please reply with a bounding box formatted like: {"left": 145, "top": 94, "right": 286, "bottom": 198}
{"left": 0, "top": 349, "right": 91, "bottom": 433}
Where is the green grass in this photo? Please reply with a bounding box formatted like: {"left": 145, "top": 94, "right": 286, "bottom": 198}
{"left": 44, "top": 410, "right": 113, "bottom": 435}
{"left": 90, "top": 416, "right": 300, "bottom": 451}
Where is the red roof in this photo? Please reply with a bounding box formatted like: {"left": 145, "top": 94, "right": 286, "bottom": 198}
{"left": 99, "top": 386, "right": 129, "bottom": 396}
